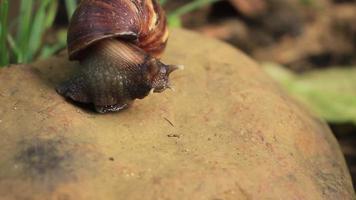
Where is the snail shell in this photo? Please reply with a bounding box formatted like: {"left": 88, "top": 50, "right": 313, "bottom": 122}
{"left": 68, "top": 0, "right": 168, "bottom": 60}
{"left": 57, "top": 0, "right": 180, "bottom": 113}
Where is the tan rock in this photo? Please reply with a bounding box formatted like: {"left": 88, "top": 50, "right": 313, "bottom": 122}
{"left": 0, "top": 29, "right": 354, "bottom": 200}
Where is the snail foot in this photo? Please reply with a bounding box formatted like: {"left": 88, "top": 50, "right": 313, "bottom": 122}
{"left": 56, "top": 77, "right": 90, "bottom": 103}
{"left": 95, "top": 103, "right": 129, "bottom": 113}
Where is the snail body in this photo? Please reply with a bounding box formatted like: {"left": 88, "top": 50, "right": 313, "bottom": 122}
{"left": 57, "top": 0, "right": 180, "bottom": 113}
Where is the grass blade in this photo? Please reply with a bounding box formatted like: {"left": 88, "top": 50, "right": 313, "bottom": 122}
{"left": 39, "top": 29, "right": 67, "bottom": 59}
{"left": 168, "top": 0, "right": 220, "bottom": 27}
{"left": 65, "top": 0, "right": 77, "bottom": 20}
{"left": 0, "top": 0, "right": 9, "bottom": 66}
{"left": 45, "top": 0, "right": 58, "bottom": 29}
{"left": 7, "top": 34, "right": 21, "bottom": 58}
{"left": 264, "top": 63, "right": 356, "bottom": 124}
{"left": 16, "top": 0, "right": 34, "bottom": 63}
{"left": 169, "top": 0, "right": 220, "bottom": 17}
{"left": 159, "top": 0, "right": 168, "bottom": 6}
{"left": 27, "top": 0, "right": 53, "bottom": 62}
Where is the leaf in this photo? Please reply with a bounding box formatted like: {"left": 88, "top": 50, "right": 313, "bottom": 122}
{"left": 167, "top": 15, "right": 182, "bottom": 28}
{"left": 159, "top": 0, "right": 168, "bottom": 6}
{"left": 65, "top": 0, "right": 77, "bottom": 20}
{"left": 16, "top": 0, "right": 34, "bottom": 63}
{"left": 27, "top": 0, "right": 55, "bottom": 62}
{"left": 44, "top": 0, "right": 59, "bottom": 29}
{"left": 263, "top": 63, "right": 356, "bottom": 124}
{"left": 0, "top": 0, "right": 9, "bottom": 66}
{"left": 167, "top": 0, "right": 220, "bottom": 27}
{"left": 169, "top": 0, "right": 220, "bottom": 17}
{"left": 39, "top": 29, "right": 67, "bottom": 59}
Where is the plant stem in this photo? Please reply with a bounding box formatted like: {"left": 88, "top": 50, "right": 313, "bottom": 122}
{"left": 0, "top": 0, "right": 9, "bottom": 67}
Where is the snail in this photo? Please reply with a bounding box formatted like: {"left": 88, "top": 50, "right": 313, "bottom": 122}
{"left": 56, "top": 0, "right": 182, "bottom": 113}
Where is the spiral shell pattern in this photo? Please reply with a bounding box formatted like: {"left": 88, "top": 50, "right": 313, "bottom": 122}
{"left": 67, "top": 0, "right": 168, "bottom": 60}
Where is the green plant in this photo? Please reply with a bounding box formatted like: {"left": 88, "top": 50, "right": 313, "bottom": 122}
{"left": 65, "top": 0, "right": 77, "bottom": 20}
{"left": 0, "top": 0, "right": 217, "bottom": 67}
{"left": 0, "top": 0, "right": 77, "bottom": 67}
{"left": 159, "top": 0, "right": 168, "bottom": 5}
{"left": 161, "top": 0, "right": 220, "bottom": 27}
{"left": 0, "top": 0, "right": 9, "bottom": 66}
{"left": 299, "top": 0, "right": 314, "bottom": 6}
{"left": 264, "top": 63, "right": 356, "bottom": 125}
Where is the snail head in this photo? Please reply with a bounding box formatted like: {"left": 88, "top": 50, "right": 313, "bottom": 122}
{"left": 146, "top": 58, "right": 183, "bottom": 93}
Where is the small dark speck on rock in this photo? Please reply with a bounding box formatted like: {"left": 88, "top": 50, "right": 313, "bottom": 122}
{"left": 167, "top": 134, "right": 180, "bottom": 138}
{"left": 163, "top": 117, "right": 175, "bottom": 127}
{"left": 109, "top": 157, "right": 115, "bottom": 161}
{"left": 204, "top": 65, "right": 211, "bottom": 71}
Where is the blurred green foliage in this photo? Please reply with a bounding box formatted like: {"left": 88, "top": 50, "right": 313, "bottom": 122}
{"left": 0, "top": 0, "right": 77, "bottom": 67}
{"left": 0, "top": 0, "right": 216, "bottom": 67}
{"left": 0, "top": 0, "right": 9, "bottom": 66}
{"left": 161, "top": 0, "right": 220, "bottom": 27}
{"left": 299, "top": 0, "right": 314, "bottom": 6}
{"left": 264, "top": 63, "right": 356, "bottom": 124}
{"left": 65, "top": 0, "right": 77, "bottom": 20}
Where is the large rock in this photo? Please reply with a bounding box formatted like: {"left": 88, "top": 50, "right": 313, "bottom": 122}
{"left": 0, "top": 29, "right": 354, "bottom": 199}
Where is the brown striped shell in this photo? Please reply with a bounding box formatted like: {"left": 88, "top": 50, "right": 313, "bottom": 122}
{"left": 67, "top": 0, "right": 168, "bottom": 61}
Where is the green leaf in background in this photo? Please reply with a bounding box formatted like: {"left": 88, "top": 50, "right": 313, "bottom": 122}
{"left": 0, "top": 0, "right": 9, "bottom": 66}
{"left": 27, "top": 0, "right": 58, "bottom": 62}
{"left": 40, "top": 29, "right": 67, "bottom": 59}
{"left": 167, "top": 15, "right": 182, "bottom": 28}
{"left": 65, "top": 0, "right": 77, "bottom": 20}
{"left": 159, "top": 0, "right": 168, "bottom": 6}
{"left": 16, "top": 0, "right": 34, "bottom": 63}
{"left": 299, "top": 0, "right": 314, "bottom": 6}
{"left": 169, "top": 0, "right": 220, "bottom": 17}
{"left": 2, "top": 0, "right": 220, "bottom": 66}
{"left": 167, "top": 0, "right": 220, "bottom": 27}
{"left": 45, "top": 0, "right": 59, "bottom": 29}
{"left": 1, "top": 0, "right": 65, "bottom": 66}
{"left": 263, "top": 63, "right": 356, "bottom": 124}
